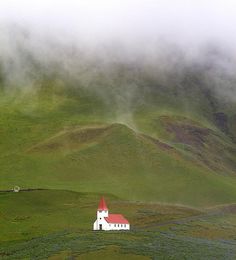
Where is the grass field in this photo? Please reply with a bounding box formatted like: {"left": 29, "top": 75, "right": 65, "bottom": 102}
{"left": 0, "top": 190, "right": 236, "bottom": 259}
{"left": 0, "top": 190, "right": 201, "bottom": 242}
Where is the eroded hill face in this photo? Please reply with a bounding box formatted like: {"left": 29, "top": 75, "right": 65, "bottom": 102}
{"left": 138, "top": 115, "right": 236, "bottom": 176}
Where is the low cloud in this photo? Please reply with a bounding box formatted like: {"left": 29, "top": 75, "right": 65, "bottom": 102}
{"left": 0, "top": 0, "right": 236, "bottom": 104}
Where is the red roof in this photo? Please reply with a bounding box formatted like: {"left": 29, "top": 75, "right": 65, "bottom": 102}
{"left": 105, "top": 214, "right": 129, "bottom": 224}
{"left": 98, "top": 197, "right": 108, "bottom": 211}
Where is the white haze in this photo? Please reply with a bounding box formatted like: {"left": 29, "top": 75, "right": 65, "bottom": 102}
{"left": 1, "top": 0, "right": 236, "bottom": 48}
{"left": 0, "top": 0, "right": 236, "bottom": 101}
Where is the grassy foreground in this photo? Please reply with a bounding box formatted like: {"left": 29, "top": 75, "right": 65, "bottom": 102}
{"left": 0, "top": 190, "right": 236, "bottom": 259}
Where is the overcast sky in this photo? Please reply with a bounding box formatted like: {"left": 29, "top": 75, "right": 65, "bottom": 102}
{"left": 0, "top": 0, "right": 236, "bottom": 49}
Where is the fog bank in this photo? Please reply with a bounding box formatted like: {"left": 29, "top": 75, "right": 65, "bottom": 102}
{"left": 0, "top": 0, "right": 236, "bottom": 102}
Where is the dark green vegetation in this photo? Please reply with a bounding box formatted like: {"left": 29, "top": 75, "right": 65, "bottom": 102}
{"left": 0, "top": 190, "right": 236, "bottom": 259}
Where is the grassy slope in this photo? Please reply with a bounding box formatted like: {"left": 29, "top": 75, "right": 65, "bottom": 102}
{"left": 0, "top": 87, "right": 236, "bottom": 207}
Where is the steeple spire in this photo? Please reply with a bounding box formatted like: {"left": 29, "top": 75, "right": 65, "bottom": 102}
{"left": 98, "top": 197, "right": 108, "bottom": 211}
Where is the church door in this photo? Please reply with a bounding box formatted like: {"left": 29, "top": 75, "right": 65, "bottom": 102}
{"left": 99, "top": 224, "right": 102, "bottom": 230}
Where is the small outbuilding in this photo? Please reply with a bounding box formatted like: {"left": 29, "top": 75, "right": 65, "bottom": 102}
{"left": 93, "top": 197, "right": 130, "bottom": 231}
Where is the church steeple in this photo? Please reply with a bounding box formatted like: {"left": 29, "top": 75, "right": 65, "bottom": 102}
{"left": 97, "top": 197, "right": 109, "bottom": 221}
{"left": 98, "top": 197, "right": 108, "bottom": 211}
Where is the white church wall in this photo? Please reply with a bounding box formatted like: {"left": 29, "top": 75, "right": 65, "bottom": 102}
{"left": 93, "top": 216, "right": 109, "bottom": 230}
{"left": 93, "top": 220, "right": 130, "bottom": 231}
{"left": 108, "top": 223, "right": 130, "bottom": 230}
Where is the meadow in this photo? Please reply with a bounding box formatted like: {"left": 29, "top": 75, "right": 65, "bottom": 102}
{"left": 0, "top": 190, "right": 236, "bottom": 259}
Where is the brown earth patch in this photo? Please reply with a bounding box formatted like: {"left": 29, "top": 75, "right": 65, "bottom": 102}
{"left": 164, "top": 121, "right": 211, "bottom": 148}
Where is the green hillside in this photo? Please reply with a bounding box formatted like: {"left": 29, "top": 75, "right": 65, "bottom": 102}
{"left": 0, "top": 83, "right": 236, "bottom": 207}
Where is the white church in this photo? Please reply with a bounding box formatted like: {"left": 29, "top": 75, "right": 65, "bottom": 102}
{"left": 93, "top": 197, "right": 130, "bottom": 231}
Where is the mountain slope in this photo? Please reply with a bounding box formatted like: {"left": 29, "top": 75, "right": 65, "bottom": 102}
{"left": 1, "top": 117, "right": 236, "bottom": 206}
{"left": 0, "top": 78, "right": 236, "bottom": 207}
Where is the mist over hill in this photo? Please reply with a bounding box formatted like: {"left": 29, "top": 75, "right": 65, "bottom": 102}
{"left": 1, "top": 0, "right": 236, "bottom": 108}
{"left": 0, "top": 1, "right": 236, "bottom": 207}
{"left": 1, "top": 23, "right": 236, "bottom": 136}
